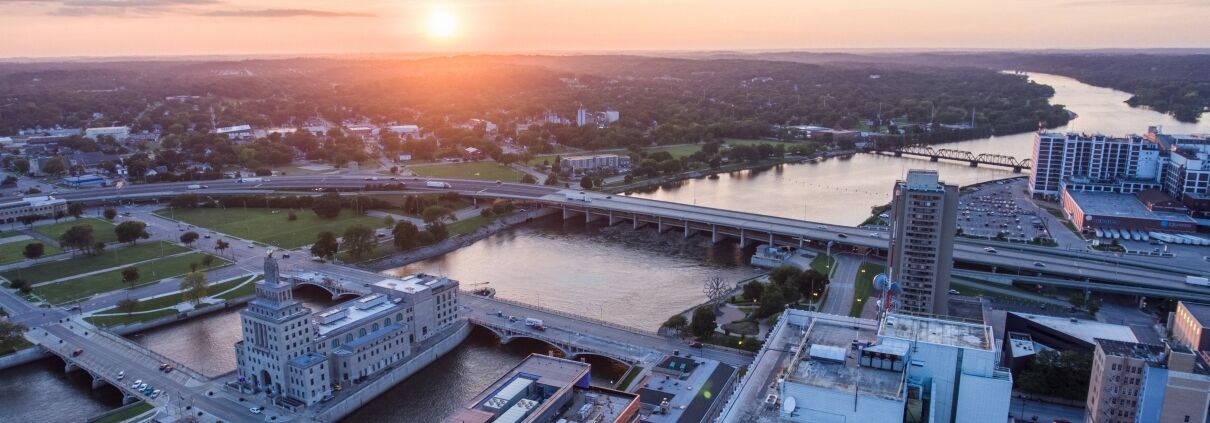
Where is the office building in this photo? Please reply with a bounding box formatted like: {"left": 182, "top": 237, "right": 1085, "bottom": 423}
{"left": 575, "top": 105, "right": 620, "bottom": 127}
{"left": 721, "top": 309, "right": 1011, "bottom": 423}
{"left": 888, "top": 169, "right": 958, "bottom": 315}
{"left": 1172, "top": 302, "right": 1210, "bottom": 353}
{"left": 83, "top": 126, "right": 130, "bottom": 141}
{"left": 1086, "top": 339, "right": 1168, "bottom": 423}
{"left": 444, "top": 354, "right": 640, "bottom": 423}
{"left": 1136, "top": 345, "right": 1210, "bottom": 423}
{"left": 560, "top": 154, "right": 631, "bottom": 177}
{"left": 0, "top": 196, "right": 68, "bottom": 223}
{"left": 235, "top": 254, "right": 460, "bottom": 409}
{"left": 215, "top": 124, "right": 255, "bottom": 141}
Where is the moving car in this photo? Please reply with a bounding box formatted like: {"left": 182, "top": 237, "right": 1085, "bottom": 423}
{"left": 983, "top": 247, "right": 997, "bottom": 253}
{"left": 249, "top": 407, "right": 263, "bottom": 414}
{"left": 1033, "top": 261, "right": 1045, "bottom": 267}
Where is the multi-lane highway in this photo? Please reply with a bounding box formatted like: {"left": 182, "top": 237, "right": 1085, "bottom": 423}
{"left": 50, "top": 175, "right": 1210, "bottom": 298}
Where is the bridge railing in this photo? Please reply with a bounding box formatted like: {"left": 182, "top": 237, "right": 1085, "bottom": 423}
{"left": 91, "top": 326, "right": 209, "bottom": 382}
{"left": 464, "top": 291, "right": 660, "bottom": 337}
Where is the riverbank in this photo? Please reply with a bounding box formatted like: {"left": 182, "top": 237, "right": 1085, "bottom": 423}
{"left": 607, "top": 150, "right": 855, "bottom": 195}
{"left": 359, "top": 208, "right": 556, "bottom": 272}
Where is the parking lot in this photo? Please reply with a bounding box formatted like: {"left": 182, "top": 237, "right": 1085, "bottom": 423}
{"left": 957, "top": 179, "right": 1052, "bottom": 243}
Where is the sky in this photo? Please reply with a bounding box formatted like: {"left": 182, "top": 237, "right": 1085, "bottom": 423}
{"left": 0, "top": 0, "right": 1207, "bottom": 58}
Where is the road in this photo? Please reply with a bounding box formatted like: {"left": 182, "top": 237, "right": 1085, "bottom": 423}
{"left": 1010, "top": 397, "right": 1085, "bottom": 423}
{"left": 820, "top": 254, "right": 860, "bottom": 315}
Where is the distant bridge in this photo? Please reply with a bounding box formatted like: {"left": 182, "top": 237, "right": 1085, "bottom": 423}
{"left": 866, "top": 145, "right": 1032, "bottom": 172}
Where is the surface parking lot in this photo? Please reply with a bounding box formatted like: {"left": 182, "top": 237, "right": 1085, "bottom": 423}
{"left": 958, "top": 180, "right": 1051, "bottom": 242}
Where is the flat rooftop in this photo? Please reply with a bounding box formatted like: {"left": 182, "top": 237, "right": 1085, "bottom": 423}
{"left": 788, "top": 316, "right": 904, "bottom": 401}
{"left": 879, "top": 313, "right": 993, "bottom": 351}
{"left": 372, "top": 274, "right": 454, "bottom": 295}
{"left": 1096, "top": 338, "right": 1166, "bottom": 362}
{"left": 637, "top": 359, "right": 735, "bottom": 423}
{"left": 446, "top": 354, "right": 591, "bottom": 423}
{"left": 315, "top": 295, "right": 399, "bottom": 337}
{"left": 557, "top": 387, "right": 638, "bottom": 423}
{"left": 1066, "top": 190, "right": 1197, "bottom": 224}
{"left": 1181, "top": 302, "right": 1210, "bottom": 328}
{"left": 1010, "top": 312, "right": 1137, "bottom": 345}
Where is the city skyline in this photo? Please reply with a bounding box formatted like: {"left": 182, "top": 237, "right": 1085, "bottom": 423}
{"left": 0, "top": 0, "right": 1207, "bottom": 58}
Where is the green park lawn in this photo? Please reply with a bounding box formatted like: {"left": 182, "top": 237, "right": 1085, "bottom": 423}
{"left": 850, "top": 263, "right": 886, "bottom": 317}
{"left": 34, "top": 252, "right": 230, "bottom": 305}
{"left": 409, "top": 161, "right": 528, "bottom": 182}
{"left": 86, "top": 309, "right": 179, "bottom": 328}
{"left": 0, "top": 239, "right": 63, "bottom": 265}
{"left": 2, "top": 241, "right": 188, "bottom": 284}
{"left": 91, "top": 402, "right": 154, "bottom": 423}
{"left": 810, "top": 254, "right": 836, "bottom": 276}
{"left": 32, "top": 217, "right": 119, "bottom": 244}
{"left": 156, "top": 208, "right": 386, "bottom": 249}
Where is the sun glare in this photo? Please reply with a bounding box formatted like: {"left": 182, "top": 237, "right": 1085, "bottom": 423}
{"left": 426, "top": 10, "right": 457, "bottom": 39}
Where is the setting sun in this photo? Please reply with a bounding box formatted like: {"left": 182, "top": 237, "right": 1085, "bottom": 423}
{"left": 426, "top": 10, "right": 457, "bottom": 39}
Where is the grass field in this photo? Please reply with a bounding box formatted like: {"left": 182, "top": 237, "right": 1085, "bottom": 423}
{"left": 91, "top": 402, "right": 154, "bottom": 423}
{"left": 850, "top": 263, "right": 885, "bottom": 317}
{"left": 86, "top": 309, "right": 179, "bottom": 328}
{"left": 336, "top": 214, "right": 503, "bottom": 263}
{"left": 34, "top": 252, "right": 230, "bottom": 305}
{"left": 156, "top": 208, "right": 386, "bottom": 249}
{"left": 0, "top": 239, "right": 63, "bottom": 265}
{"left": 810, "top": 254, "right": 836, "bottom": 276}
{"left": 409, "top": 161, "right": 527, "bottom": 182}
{"left": 2, "top": 241, "right": 188, "bottom": 284}
{"left": 32, "top": 217, "right": 118, "bottom": 245}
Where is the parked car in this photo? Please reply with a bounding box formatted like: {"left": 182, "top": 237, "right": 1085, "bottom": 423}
{"left": 117, "top": 371, "right": 124, "bottom": 380}
{"left": 249, "top": 407, "right": 263, "bottom": 414}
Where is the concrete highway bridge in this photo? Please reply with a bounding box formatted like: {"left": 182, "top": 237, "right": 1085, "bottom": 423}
{"left": 55, "top": 175, "right": 1210, "bottom": 300}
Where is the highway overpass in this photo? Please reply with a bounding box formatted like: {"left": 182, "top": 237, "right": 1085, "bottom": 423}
{"left": 52, "top": 175, "right": 1210, "bottom": 297}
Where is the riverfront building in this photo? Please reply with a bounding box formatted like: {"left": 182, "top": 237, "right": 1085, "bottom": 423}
{"left": 560, "top": 154, "right": 631, "bottom": 177}
{"left": 444, "top": 354, "right": 640, "bottom": 423}
{"left": 0, "top": 196, "right": 67, "bottom": 223}
{"left": 888, "top": 169, "right": 957, "bottom": 315}
{"left": 234, "top": 254, "right": 460, "bottom": 409}
{"left": 719, "top": 309, "right": 1011, "bottom": 423}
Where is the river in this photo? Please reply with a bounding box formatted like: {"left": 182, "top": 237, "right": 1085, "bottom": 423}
{"left": 4, "top": 72, "right": 1209, "bottom": 422}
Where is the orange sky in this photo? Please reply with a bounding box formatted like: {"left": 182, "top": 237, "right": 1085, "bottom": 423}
{"left": 0, "top": 0, "right": 1207, "bottom": 58}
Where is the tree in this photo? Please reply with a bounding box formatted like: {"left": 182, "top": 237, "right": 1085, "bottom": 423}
{"left": 769, "top": 265, "right": 801, "bottom": 286}
{"left": 382, "top": 215, "right": 395, "bottom": 227}
{"left": 179, "top": 231, "right": 199, "bottom": 246}
{"left": 0, "top": 321, "right": 28, "bottom": 352}
{"left": 201, "top": 255, "right": 215, "bottom": 267}
{"left": 392, "top": 221, "right": 421, "bottom": 251}
{"left": 343, "top": 224, "right": 376, "bottom": 259}
{"left": 9, "top": 278, "right": 31, "bottom": 294}
{"left": 13, "top": 158, "right": 29, "bottom": 174}
{"left": 215, "top": 239, "right": 230, "bottom": 256}
{"left": 311, "top": 192, "right": 343, "bottom": 219}
{"left": 114, "top": 220, "right": 150, "bottom": 245}
{"left": 121, "top": 266, "right": 139, "bottom": 289}
{"left": 702, "top": 275, "right": 732, "bottom": 312}
{"left": 662, "top": 314, "right": 688, "bottom": 334}
{"left": 311, "top": 231, "right": 339, "bottom": 260}
{"left": 520, "top": 174, "right": 537, "bottom": 184}
{"left": 427, "top": 222, "right": 449, "bottom": 241}
{"left": 67, "top": 203, "right": 85, "bottom": 218}
{"left": 689, "top": 306, "right": 717, "bottom": 340}
{"left": 22, "top": 243, "right": 45, "bottom": 262}
{"left": 579, "top": 176, "right": 594, "bottom": 190}
{"left": 741, "top": 281, "right": 764, "bottom": 302}
{"left": 103, "top": 207, "right": 117, "bottom": 221}
{"left": 287, "top": 211, "right": 298, "bottom": 221}
{"left": 756, "top": 285, "right": 785, "bottom": 318}
{"left": 544, "top": 172, "right": 559, "bottom": 186}
{"left": 421, "top": 205, "right": 456, "bottom": 225}
{"left": 179, "top": 271, "right": 208, "bottom": 305}
{"left": 59, "top": 224, "right": 96, "bottom": 254}
{"left": 93, "top": 242, "right": 106, "bottom": 255}
{"left": 116, "top": 298, "right": 140, "bottom": 316}
{"left": 40, "top": 156, "right": 66, "bottom": 176}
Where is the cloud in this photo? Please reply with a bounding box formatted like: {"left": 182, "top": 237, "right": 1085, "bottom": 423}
{"left": 199, "top": 8, "right": 375, "bottom": 18}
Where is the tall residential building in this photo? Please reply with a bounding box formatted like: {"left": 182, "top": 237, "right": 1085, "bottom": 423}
{"left": 1029, "top": 132, "right": 1161, "bottom": 199}
{"left": 235, "top": 254, "right": 461, "bottom": 409}
{"left": 1086, "top": 339, "right": 1168, "bottom": 423}
{"left": 1136, "top": 344, "right": 1210, "bottom": 423}
{"left": 888, "top": 169, "right": 957, "bottom": 315}
{"left": 1172, "top": 301, "right": 1210, "bottom": 353}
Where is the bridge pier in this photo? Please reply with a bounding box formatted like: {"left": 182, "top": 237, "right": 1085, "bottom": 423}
{"left": 65, "top": 361, "right": 80, "bottom": 374}
{"left": 585, "top": 212, "right": 601, "bottom": 224}
{"left": 657, "top": 218, "right": 671, "bottom": 234}
{"left": 1012, "top": 166, "right": 1023, "bottom": 173}
{"left": 798, "top": 236, "right": 804, "bottom": 248}
{"left": 969, "top": 161, "right": 978, "bottom": 167}
{"left": 562, "top": 208, "right": 580, "bottom": 220}
{"left": 608, "top": 214, "right": 619, "bottom": 226}
{"left": 90, "top": 371, "right": 106, "bottom": 390}
{"left": 711, "top": 225, "right": 720, "bottom": 244}
{"left": 122, "top": 393, "right": 139, "bottom": 405}
{"left": 738, "top": 229, "right": 746, "bottom": 248}
{"left": 684, "top": 224, "right": 691, "bottom": 238}
{"left": 633, "top": 218, "right": 644, "bottom": 230}
{"left": 930, "top": 157, "right": 939, "bottom": 162}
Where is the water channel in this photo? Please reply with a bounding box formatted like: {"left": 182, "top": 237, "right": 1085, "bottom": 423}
{"left": 4, "top": 72, "right": 1210, "bottom": 422}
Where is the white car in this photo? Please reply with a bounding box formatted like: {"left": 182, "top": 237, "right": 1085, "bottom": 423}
{"left": 983, "top": 247, "right": 997, "bottom": 253}
{"left": 116, "top": 371, "right": 124, "bottom": 380}
{"left": 249, "top": 407, "right": 264, "bottom": 414}
{"left": 131, "top": 379, "right": 142, "bottom": 389}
